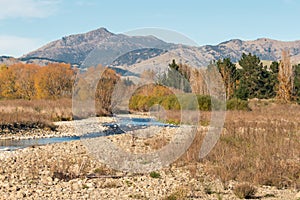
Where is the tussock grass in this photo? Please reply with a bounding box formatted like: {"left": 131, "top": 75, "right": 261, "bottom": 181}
{"left": 0, "top": 98, "right": 72, "bottom": 133}
{"left": 175, "top": 102, "right": 300, "bottom": 190}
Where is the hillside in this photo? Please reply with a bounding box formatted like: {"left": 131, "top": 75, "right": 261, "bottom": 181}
{"left": 1, "top": 28, "right": 300, "bottom": 69}
{"left": 23, "top": 28, "right": 173, "bottom": 67}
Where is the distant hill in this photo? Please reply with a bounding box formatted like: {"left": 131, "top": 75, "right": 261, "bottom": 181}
{"left": 199, "top": 38, "right": 300, "bottom": 63}
{"left": 1, "top": 28, "right": 300, "bottom": 71}
{"left": 22, "top": 28, "right": 173, "bottom": 67}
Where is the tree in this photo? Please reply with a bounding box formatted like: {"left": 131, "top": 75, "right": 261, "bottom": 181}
{"left": 276, "top": 50, "right": 294, "bottom": 102}
{"left": 35, "top": 63, "right": 74, "bottom": 99}
{"left": 95, "top": 67, "right": 120, "bottom": 116}
{"left": 189, "top": 68, "right": 208, "bottom": 95}
{"left": 158, "top": 59, "right": 192, "bottom": 92}
{"left": 0, "top": 63, "right": 39, "bottom": 99}
{"left": 216, "top": 58, "right": 238, "bottom": 100}
{"left": 14, "top": 64, "right": 39, "bottom": 100}
{"left": 0, "top": 65, "right": 18, "bottom": 99}
{"left": 235, "top": 53, "right": 276, "bottom": 99}
{"left": 294, "top": 64, "right": 300, "bottom": 103}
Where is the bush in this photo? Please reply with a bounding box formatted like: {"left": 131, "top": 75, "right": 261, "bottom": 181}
{"left": 130, "top": 94, "right": 250, "bottom": 112}
{"left": 226, "top": 98, "right": 250, "bottom": 111}
{"left": 149, "top": 171, "right": 161, "bottom": 178}
{"left": 197, "top": 95, "right": 211, "bottom": 111}
{"left": 233, "top": 183, "right": 256, "bottom": 199}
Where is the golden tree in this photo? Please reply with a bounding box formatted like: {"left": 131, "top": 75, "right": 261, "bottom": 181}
{"left": 14, "top": 64, "right": 39, "bottom": 100}
{"left": 277, "top": 50, "right": 294, "bottom": 102}
{"left": 35, "top": 63, "right": 74, "bottom": 99}
{"left": 95, "top": 67, "right": 120, "bottom": 116}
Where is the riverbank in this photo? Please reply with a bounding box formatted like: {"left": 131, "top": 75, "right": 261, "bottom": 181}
{"left": 0, "top": 102, "right": 300, "bottom": 199}
{"left": 0, "top": 117, "right": 115, "bottom": 140}
{"left": 0, "top": 134, "right": 299, "bottom": 199}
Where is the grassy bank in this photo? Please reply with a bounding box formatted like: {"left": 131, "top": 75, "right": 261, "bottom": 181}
{"left": 176, "top": 101, "right": 300, "bottom": 190}
{"left": 0, "top": 99, "right": 72, "bottom": 134}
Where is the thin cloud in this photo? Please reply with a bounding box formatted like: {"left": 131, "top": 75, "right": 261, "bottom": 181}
{"left": 0, "top": 35, "right": 43, "bottom": 57}
{"left": 0, "top": 0, "right": 60, "bottom": 20}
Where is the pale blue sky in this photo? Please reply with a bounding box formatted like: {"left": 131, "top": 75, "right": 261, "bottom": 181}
{"left": 0, "top": 0, "right": 300, "bottom": 57}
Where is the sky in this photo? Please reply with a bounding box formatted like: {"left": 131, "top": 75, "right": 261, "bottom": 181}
{"left": 0, "top": 0, "right": 300, "bottom": 57}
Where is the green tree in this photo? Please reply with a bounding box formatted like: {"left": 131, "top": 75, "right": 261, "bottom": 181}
{"left": 235, "top": 53, "right": 276, "bottom": 99}
{"left": 216, "top": 58, "right": 239, "bottom": 100}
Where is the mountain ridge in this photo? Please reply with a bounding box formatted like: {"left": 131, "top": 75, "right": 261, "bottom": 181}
{"left": 1, "top": 27, "right": 300, "bottom": 67}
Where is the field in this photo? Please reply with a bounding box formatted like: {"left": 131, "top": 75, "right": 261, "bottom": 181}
{"left": 0, "top": 99, "right": 299, "bottom": 199}
{"left": 0, "top": 99, "right": 72, "bottom": 134}
{"left": 178, "top": 100, "right": 300, "bottom": 192}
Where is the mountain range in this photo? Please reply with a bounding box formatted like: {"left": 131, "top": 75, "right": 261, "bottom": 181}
{"left": 1, "top": 27, "right": 300, "bottom": 73}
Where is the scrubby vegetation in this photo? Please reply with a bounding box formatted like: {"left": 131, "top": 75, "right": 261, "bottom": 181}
{"left": 175, "top": 102, "right": 300, "bottom": 190}
{"left": 0, "top": 99, "right": 72, "bottom": 133}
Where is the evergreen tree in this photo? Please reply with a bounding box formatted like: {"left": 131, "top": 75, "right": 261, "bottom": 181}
{"left": 235, "top": 53, "right": 276, "bottom": 99}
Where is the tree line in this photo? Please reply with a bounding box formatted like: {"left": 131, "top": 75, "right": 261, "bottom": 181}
{"left": 157, "top": 51, "right": 300, "bottom": 103}
{"left": 130, "top": 51, "right": 300, "bottom": 112}
{"left": 216, "top": 51, "right": 300, "bottom": 103}
{"left": 1, "top": 50, "right": 299, "bottom": 116}
{"left": 0, "top": 63, "right": 74, "bottom": 100}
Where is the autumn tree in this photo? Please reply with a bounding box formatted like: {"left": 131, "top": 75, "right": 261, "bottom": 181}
{"left": 35, "top": 63, "right": 74, "bottom": 99}
{"left": 189, "top": 68, "right": 208, "bottom": 95}
{"left": 0, "top": 64, "right": 18, "bottom": 99}
{"left": 14, "top": 63, "right": 39, "bottom": 100}
{"left": 95, "top": 67, "right": 120, "bottom": 116}
{"left": 0, "top": 63, "right": 39, "bottom": 99}
{"left": 216, "top": 58, "right": 239, "bottom": 100}
{"left": 294, "top": 64, "right": 300, "bottom": 103}
{"left": 276, "top": 50, "right": 295, "bottom": 102}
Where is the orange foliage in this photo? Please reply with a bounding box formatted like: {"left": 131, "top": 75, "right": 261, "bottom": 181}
{"left": 34, "top": 63, "right": 74, "bottom": 99}
{"left": 0, "top": 63, "right": 75, "bottom": 100}
{"left": 0, "top": 63, "right": 40, "bottom": 99}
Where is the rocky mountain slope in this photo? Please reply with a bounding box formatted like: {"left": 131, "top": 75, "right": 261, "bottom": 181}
{"left": 201, "top": 38, "right": 300, "bottom": 63}
{"left": 23, "top": 28, "right": 173, "bottom": 67}
{"left": 2, "top": 28, "right": 300, "bottom": 69}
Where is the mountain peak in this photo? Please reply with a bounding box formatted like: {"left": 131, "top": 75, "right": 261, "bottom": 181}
{"left": 88, "top": 27, "right": 114, "bottom": 35}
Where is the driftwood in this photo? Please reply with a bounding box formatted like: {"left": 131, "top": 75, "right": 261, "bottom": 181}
{"left": 86, "top": 173, "right": 127, "bottom": 179}
{"left": 86, "top": 172, "right": 144, "bottom": 179}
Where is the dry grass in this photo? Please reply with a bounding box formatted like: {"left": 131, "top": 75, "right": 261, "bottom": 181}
{"left": 48, "top": 157, "right": 90, "bottom": 181}
{"left": 162, "top": 186, "right": 188, "bottom": 200}
{"left": 233, "top": 183, "right": 257, "bottom": 199}
{"left": 174, "top": 101, "right": 300, "bottom": 190}
{"left": 0, "top": 98, "right": 72, "bottom": 133}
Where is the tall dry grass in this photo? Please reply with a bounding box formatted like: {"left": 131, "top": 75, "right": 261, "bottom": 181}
{"left": 175, "top": 101, "right": 300, "bottom": 190}
{"left": 0, "top": 98, "right": 72, "bottom": 133}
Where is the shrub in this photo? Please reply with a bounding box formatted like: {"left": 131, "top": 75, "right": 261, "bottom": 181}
{"left": 197, "top": 95, "right": 211, "bottom": 111}
{"left": 226, "top": 98, "right": 250, "bottom": 111}
{"left": 233, "top": 183, "right": 256, "bottom": 199}
{"left": 149, "top": 171, "right": 161, "bottom": 178}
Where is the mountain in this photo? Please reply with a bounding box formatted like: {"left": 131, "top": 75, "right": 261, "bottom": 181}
{"left": 199, "top": 38, "right": 300, "bottom": 63}
{"left": 23, "top": 28, "right": 174, "bottom": 67}
{"left": 2, "top": 28, "right": 300, "bottom": 70}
